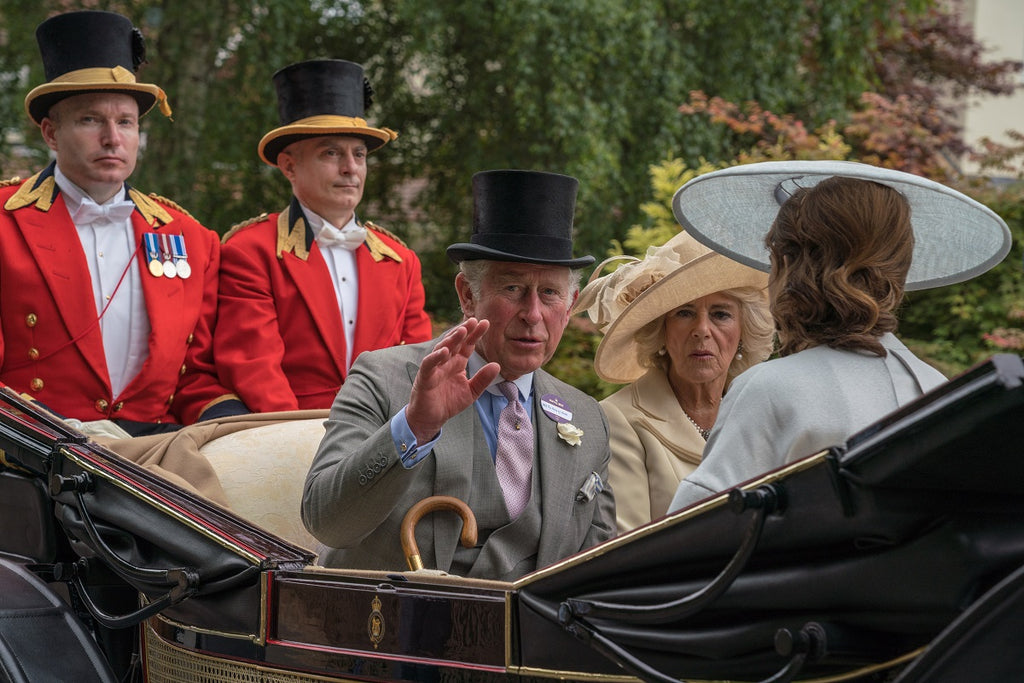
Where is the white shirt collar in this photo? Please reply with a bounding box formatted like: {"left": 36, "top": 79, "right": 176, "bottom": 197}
{"left": 298, "top": 203, "right": 358, "bottom": 235}
{"left": 54, "top": 166, "right": 129, "bottom": 215}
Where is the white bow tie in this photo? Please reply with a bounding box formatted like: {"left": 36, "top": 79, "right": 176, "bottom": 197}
{"left": 72, "top": 198, "right": 136, "bottom": 226}
{"left": 316, "top": 224, "right": 366, "bottom": 251}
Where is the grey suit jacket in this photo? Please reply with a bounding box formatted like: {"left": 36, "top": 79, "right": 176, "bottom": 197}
{"left": 302, "top": 337, "right": 615, "bottom": 580}
{"left": 669, "top": 333, "right": 947, "bottom": 511}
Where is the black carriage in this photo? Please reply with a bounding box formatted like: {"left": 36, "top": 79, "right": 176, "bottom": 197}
{"left": 2, "top": 354, "right": 1024, "bottom": 682}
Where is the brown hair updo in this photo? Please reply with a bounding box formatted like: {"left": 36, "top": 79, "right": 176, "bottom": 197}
{"left": 766, "top": 176, "right": 914, "bottom": 357}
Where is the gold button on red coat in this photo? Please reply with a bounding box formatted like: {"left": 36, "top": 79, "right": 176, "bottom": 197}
{"left": 114, "top": 402, "right": 124, "bottom": 412}
{"left": 179, "top": 364, "right": 187, "bottom": 376}
{"left": 30, "top": 378, "right": 43, "bottom": 392}
{"left": 27, "top": 348, "right": 40, "bottom": 360}
{"left": 25, "top": 313, "right": 38, "bottom": 327}
{"left": 186, "top": 333, "right": 195, "bottom": 344}
{"left": 94, "top": 399, "right": 109, "bottom": 413}
{"left": 167, "top": 393, "right": 175, "bottom": 405}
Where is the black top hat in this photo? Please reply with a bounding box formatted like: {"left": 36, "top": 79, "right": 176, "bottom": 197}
{"left": 24, "top": 10, "right": 170, "bottom": 125}
{"left": 447, "top": 170, "right": 595, "bottom": 268}
{"left": 258, "top": 59, "right": 398, "bottom": 166}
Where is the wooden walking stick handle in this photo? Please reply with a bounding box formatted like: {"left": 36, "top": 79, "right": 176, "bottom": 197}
{"left": 400, "top": 495, "right": 478, "bottom": 571}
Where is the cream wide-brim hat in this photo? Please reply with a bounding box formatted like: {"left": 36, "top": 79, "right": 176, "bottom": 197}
{"left": 671, "top": 160, "right": 1012, "bottom": 291}
{"left": 576, "top": 231, "right": 768, "bottom": 384}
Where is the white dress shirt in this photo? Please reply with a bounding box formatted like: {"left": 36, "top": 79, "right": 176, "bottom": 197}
{"left": 301, "top": 204, "right": 362, "bottom": 370}
{"left": 57, "top": 167, "right": 150, "bottom": 397}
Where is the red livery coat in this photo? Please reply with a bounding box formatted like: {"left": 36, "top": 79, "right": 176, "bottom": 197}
{"left": 0, "top": 165, "right": 235, "bottom": 425}
{"left": 214, "top": 203, "right": 432, "bottom": 412}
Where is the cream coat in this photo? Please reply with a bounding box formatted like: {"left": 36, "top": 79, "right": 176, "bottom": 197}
{"left": 601, "top": 368, "right": 705, "bottom": 532}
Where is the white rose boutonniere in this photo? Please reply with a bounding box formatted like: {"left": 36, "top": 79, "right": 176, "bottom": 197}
{"left": 557, "top": 422, "right": 583, "bottom": 447}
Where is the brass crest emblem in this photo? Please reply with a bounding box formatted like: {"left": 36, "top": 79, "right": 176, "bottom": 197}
{"left": 367, "top": 595, "right": 385, "bottom": 649}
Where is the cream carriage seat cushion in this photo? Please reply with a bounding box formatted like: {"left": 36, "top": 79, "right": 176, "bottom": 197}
{"left": 199, "top": 412, "right": 327, "bottom": 551}
{"left": 99, "top": 410, "right": 328, "bottom": 551}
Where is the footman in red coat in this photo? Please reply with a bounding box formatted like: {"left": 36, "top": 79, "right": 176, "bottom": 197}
{"left": 215, "top": 59, "right": 432, "bottom": 412}
{"left": 1, "top": 10, "right": 240, "bottom": 436}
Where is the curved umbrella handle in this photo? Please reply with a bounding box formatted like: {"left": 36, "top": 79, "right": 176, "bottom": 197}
{"left": 401, "top": 495, "right": 478, "bottom": 571}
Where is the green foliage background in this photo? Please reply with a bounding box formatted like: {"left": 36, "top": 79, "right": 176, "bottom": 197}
{"left": 2, "top": 0, "right": 1020, "bottom": 399}
{"left": 1, "top": 1, "right": 914, "bottom": 303}
{"left": 900, "top": 191, "right": 1024, "bottom": 375}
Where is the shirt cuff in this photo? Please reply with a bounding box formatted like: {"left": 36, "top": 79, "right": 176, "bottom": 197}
{"left": 391, "top": 405, "right": 441, "bottom": 468}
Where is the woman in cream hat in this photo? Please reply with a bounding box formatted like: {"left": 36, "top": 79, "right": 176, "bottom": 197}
{"left": 576, "top": 231, "right": 773, "bottom": 531}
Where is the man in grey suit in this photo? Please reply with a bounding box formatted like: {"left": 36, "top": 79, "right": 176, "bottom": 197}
{"left": 302, "top": 170, "right": 616, "bottom": 581}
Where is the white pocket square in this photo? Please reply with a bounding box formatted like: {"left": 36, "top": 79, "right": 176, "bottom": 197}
{"left": 575, "top": 471, "right": 604, "bottom": 503}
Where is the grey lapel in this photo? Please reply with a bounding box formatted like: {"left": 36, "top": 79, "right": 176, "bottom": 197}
{"left": 533, "top": 371, "right": 589, "bottom": 568}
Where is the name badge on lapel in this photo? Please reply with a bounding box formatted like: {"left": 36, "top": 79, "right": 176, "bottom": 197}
{"left": 542, "top": 393, "right": 584, "bottom": 446}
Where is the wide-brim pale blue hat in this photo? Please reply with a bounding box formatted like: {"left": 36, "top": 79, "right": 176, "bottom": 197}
{"left": 672, "top": 160, "right": 1011, "bottom": 291}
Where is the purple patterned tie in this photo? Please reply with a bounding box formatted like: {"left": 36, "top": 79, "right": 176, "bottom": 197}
{"left": 495, "top": 381, "right": 534, "bottom": 518}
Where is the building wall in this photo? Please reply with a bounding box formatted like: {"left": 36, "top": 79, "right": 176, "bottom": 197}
{"left": 960, "top": 0, "right": 1024, "bottom": 178}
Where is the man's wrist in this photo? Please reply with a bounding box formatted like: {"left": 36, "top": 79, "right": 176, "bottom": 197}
{"left": 405, "top": 411, "right": 440, "bottom": 444}
{"left": 392, "top": 406, "right": 442, "bottom": 468}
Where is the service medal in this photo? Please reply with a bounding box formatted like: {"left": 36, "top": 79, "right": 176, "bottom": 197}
{"left": 170, "top": 234, "right": 191, "bottom": 279}
{"left": 144, "top": 233, "right": 164, "bottom": 277}
{"left": 159, "top": 234, "right": 177, "bottom": 278}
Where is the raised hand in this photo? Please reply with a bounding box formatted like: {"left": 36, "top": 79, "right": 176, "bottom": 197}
{"left": 406, "top": 318, "right": 500, "bottom": 442}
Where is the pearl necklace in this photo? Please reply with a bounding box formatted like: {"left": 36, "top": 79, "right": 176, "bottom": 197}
{"left": 683, "top": 410, "right": 710, "bottom": 440}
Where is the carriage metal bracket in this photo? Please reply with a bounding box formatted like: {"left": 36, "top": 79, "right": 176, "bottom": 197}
{"left": 71, "top": 558, "right": 197, "bottom": 630}
{"left": 763, "top": 622, "right": 828, "bottom": 683}
{"left": 45, "top": 470, "right": 203, "bottom": 628}
{"left": 824, "top": 449, "right": 857, "bottom": 517}
{"left": 559, "top": 483, "right": 786, "bottom": 625}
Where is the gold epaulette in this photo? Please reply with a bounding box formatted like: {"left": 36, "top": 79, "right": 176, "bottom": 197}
{"left": 277, "top": 210, "right": 309, "bottom": 260}
{"left": 148, "top": 193, "right": 195, "bottom": 219}
{"left": 222, "top": 213, "right": 269, "bottom": 244}
{"left": 365, "top": 229, "right": 403, "bottom": 264}
{"left": 0, "top": 176, "right": 22, "bottom": 188}
{"left": 364, "top": 220, "right": 408, "bottom": 247}
{"left": 127, "top": 188, "right": 174, "bottom": 226}
{"left": 4, "top": 173, "right": 55, "bottom": 211}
